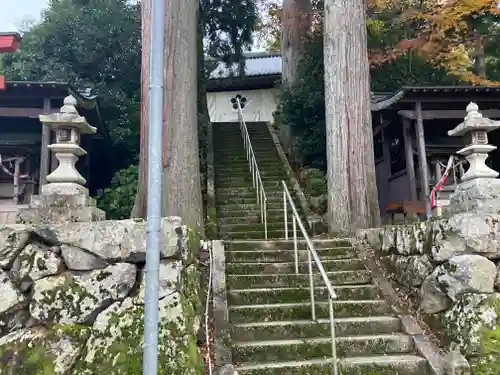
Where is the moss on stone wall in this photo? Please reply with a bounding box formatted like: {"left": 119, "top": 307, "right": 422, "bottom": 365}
{"left": 469, "top": 297, "right": 500, "bottom": 375}
{"left": 0, "top": 226, "right": 204, "bottom": 375}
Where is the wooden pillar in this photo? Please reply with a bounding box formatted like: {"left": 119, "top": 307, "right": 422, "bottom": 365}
{"left": 402, "top": 118, "right": 417, "bottom": 201}
{"left": 13, "top": 158, "right": 23, "bottom": 204}
{"left": 414, "top": 101, "right": 431, "bottom": 217}
{"left": 39, "top": 98, "right": 51, "bottom": 187}
{"left": 434, "top": 160, "right": 442, "bottom": 183}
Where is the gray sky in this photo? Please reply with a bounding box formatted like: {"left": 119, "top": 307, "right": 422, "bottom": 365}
{"left": 0, "top": 0, "right": 48, "bottom": 31}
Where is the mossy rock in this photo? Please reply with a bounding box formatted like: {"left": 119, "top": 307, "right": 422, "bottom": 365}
{"left": 0, "top": 325, "right": 89, "bottom": 375}
{"left": 469, "top": 295, "right": 500, "bottom": 375}
{"left": 71, "top": 262, "right": 203, "bottom": 375}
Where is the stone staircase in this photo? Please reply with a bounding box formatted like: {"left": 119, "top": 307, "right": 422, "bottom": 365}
{"left": 225, "top": 239, "right": 431, "bottom": 375}
{"left": 213, "top": 122, "right": 304, "bottom": 240}
{"left": 212, "top": 121, "right": 432, "bottom": 374}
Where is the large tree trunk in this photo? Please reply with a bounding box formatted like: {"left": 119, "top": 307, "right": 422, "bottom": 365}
{"left": 281, "top": 0, "right": 312, "bottom": 88}
{"left": 131, "top": 0, "right": 151, "bottom": 218}
{"left": 473, "top": 36, "right": 486, "bottom": 78}
{"left": 324, "top": 0, "right": 381, "bottom": 234}
{"left": 162, "top": 0, "right": 205, "bottom": 234}
{"left": 197, "top": 3, "right": 210, "bottom": 123}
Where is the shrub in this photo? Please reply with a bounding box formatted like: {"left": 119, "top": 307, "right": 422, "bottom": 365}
{"left": 98, "top": 164, "right": 138, "bottom": 220}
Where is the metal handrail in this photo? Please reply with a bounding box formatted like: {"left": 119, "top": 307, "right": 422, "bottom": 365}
{"left": 236, "top": 98, "right": 268, "bottom": 239}
{"left": 281, "top": 180, "right": 338, "bottom": 375}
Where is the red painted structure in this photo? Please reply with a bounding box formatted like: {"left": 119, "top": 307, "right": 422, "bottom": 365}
{"left": 0, "top": 32, "right": 21, "bottom": 90}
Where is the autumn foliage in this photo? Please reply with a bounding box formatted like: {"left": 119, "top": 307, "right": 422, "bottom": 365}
{"left": 260, "top": 0, "right": 500, "bottom": 83}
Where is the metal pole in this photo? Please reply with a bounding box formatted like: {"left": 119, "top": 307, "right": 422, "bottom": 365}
{"left": 143, "top": 0, "right": 165, "bottom": 372}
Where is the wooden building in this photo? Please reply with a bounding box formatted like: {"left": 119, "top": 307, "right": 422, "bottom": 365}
{"left": 207, "top": 52, "right": 281, "bottom": 123}
{"left": 207, "top": 53, "right": 500, "bottom": 219}
{"left": 0, "top": 81, "right": 108, "bottom": 222}
{"left": 371, "top": 86, "right": 500, "bottom": 218}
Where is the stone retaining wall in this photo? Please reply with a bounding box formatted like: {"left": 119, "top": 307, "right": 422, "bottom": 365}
{"left": 357, "top": 211, "right": 500, "bottom": 359}
{"left": 0, "top": 217, "right": 204, "bottom": 374}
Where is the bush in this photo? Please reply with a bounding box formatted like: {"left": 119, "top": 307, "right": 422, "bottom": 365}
{"left": 300, "top": 167, "right": 327, "bottom": 197}
{"left": 98, "top": 164, "right": 138, "bottom": 220}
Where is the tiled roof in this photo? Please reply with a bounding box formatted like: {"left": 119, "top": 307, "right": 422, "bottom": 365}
{"left": 371, "top": 86, "right": 500, "bottom": 111}
{"left": 209, "top": 52, "right": 282, "bottom": 79}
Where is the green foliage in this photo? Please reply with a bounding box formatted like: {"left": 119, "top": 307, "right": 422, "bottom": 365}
{"left": 2, "top": 0, "right": 141, "bottom": 174}
{"left": 371, "top": 52, "right": 461, "bottom": 91}
{"left": 280, "top": 28, "right": 325, "bottom": 168}
{"left": 280, "top": 16, "right": 460, "bottom": 170}
{"left": 98, "top": 164, "right": 138, "bottom": 220}
{"left": 470, "top": 298, "right": 500, "bottom": 375}
{"left": 201, "top": 0, "right": 259, "bottom": 74}
{"left": 301, "top": 168, "right": 327, "bottom": 197}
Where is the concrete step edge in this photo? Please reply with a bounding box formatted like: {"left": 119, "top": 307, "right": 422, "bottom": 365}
{"left": 232, "top": 333, "right": 411, "bottom": 347}
{"left": 235, "top": 355, "right": 428, "bottom": 371}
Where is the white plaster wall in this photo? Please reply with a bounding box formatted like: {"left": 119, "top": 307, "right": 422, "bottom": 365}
{"left": 207, "top": 88, "right": 279, "bottom": 123}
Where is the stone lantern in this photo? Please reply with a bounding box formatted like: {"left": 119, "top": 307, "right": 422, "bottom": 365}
{"left": 448, "top": 102, "right": 500, "bottom": 214}
{"left": 39, "top": 95, "right": 97, "bottom": 193}
{"left": 16, "top": 95, "right": 105, "bottom": 224}
{"left": 448, "top": 102, "right": 500, "bottom": 182}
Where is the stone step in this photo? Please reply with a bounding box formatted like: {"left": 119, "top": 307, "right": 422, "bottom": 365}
{"left": 232, "top": 333, "right": 414, "bottom": 364}
{"left": 227, "top": 285, "right": 379, "bottom": 305}
{"left": 226, "top": 258, "right": 365, "bottom": 274}
{"left": 216, "top": 188, "right": 287, "bottom": 197}
{"left": 215, "top": 197, "right": 289, "bottom": 206}
{"left": 215, "top": 197, "right": 286, "bottom": 209}
{"left": 217, "top": 215, "right": 271, "bottom": 225}
{"left": 215, "top": 180, "right": 289, "bottom": 189}
{"left": 214, "top": 156, "right": 277, "bottom": 162}
{"left": 216, "top": 210, "right": 301, "bottom": 222}
{"left": 214, "top": 147, "right": 277, "bottom": 153}
{"left": 226, "top": 247, "right": 356, "bottom": 263}
{"left": 219, "top": 222, "right": 286, "bottom": 234}
{"left": 235, "top": 355, "right": 430, "bottom": 375}
{"left": 226, "top": 270, "right": 371, "bottom": 289}
{"left": 215, "top": 170, "right": 288, "bottom": 178}
{"left": 215, "top": 169, "right": 290, "bottom": 178}
{"left": 215, "top": 164, "right": 284, "bottom": 171}
{"left": 220, "top": 230, "right": 290, "bottom": 240}
{"left": 229, "top": 300, "right": 391, "bottom": 323}
{"left": 231, "top": 316, "right": 402, "bottom": 341}
{"left": 215, "top": 164, "right": 283, "bottom": 171}
{"left": 225, "top": 239, "right": 352, "bottom": 251}
{"left": 216, "top": 202, "right": 294, "bottom": 212}
{"left": 214, "top": 158, "right": 281, "bottom": 165}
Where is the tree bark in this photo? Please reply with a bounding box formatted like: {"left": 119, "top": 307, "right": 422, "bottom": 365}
{"left": 197, "top": 3, "right": 210, "bottom": 123}
{"left": 162, "top": 0, "right": 205, "bottom": 234}
{"left": 281, "top": 0, "right": 312, "bottom": 89}
{"left": 473, "top": 36, "right": 486, "bottom": 78}
{"left": 324, "top": 0, "right": 381, "bottom": 234}
{"left": 131, "top": 0, "right": 151, "bottom": 219}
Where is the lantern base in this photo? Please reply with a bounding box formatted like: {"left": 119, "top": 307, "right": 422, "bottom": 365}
{"left": 450, "top": 178, "right": 500, "bottom": 214}
{"left": 15, "top": 182, "right": 105, "bottom": 224}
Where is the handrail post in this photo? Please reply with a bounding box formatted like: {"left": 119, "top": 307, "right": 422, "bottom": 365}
{"left": 329, "top": 296, "right": 339, "bottom": 375}
{"left": 283, "top": 190, "right": 288, "bottom": 240}
{"left": 293, "top": 216, "right": 298, "bottom": 275}
{"left": 308, "top": 250, "right": 316, "bottom": 321}
{"left": 264, "top": 198, "right": 268, "bottom": 239}
{"left": 281, "top": 180, "right": 338, "bottom": 372}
